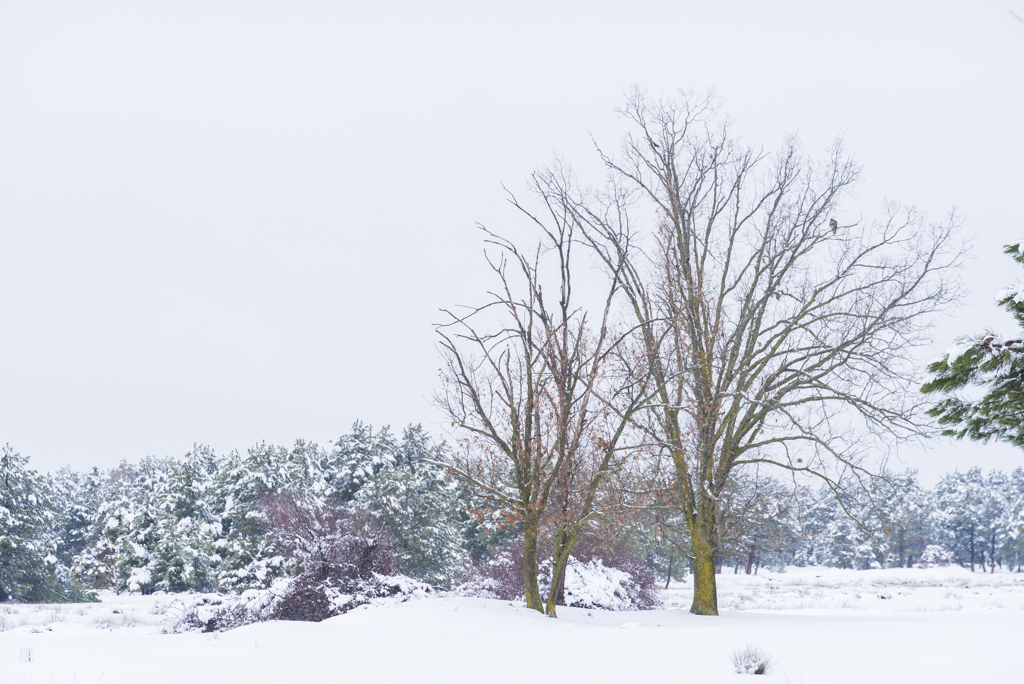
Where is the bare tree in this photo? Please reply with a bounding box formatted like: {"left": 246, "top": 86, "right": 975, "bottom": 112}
{"left": 435, "top": 170, "right": 649, "bottom": 615}
{"left": 572, "top": 90, "right": 964, "bottom": 614}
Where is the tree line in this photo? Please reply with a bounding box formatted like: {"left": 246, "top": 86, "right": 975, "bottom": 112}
{"left": 3, "top": 428, "right": 1022, "bottom": 605}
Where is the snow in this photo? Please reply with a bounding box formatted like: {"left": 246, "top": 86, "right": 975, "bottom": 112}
{"left": 126, "top": 567, "right": 152, "bottom": 593}
{"left": 943, "top": 339, "right": 976, "bottom": 365}
{"left": 562, "top": 558, "right": 637, "bottom": 611}
{"left": 672, "top": 565, "right": 1024, "bottom": 612}
{"left": 996, "top": 281, "right": 1024, "bottom": 305}
{"left": 3, "top": 567, "right": 1024, "bottom": 683}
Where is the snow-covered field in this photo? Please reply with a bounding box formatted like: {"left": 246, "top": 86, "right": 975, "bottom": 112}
{"left": 2, "top": 566, "right": 1023, "bottom": 683}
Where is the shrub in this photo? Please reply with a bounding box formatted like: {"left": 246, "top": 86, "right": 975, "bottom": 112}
{"left": 555, "top": 557, "right": 658, "bottom": 612}
{"left": 456, "top": 545, "right": 524, "bottom": 601}
{"left": 173, "top": 491, "right": 431, "bottom": 631}
{"left": 917, "top": 545, "right": 954, "bottom": 568}
{"left": 455, "top": 534, "right": 660, "bottom": 611}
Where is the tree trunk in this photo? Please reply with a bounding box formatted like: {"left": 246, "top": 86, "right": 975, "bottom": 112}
{"left": 969, "top": 526, "right": 975, "bottom": 573}
{"left": 523, "top": 515, "right": 543, "bottom": 613}
{"left": 544, "top": 524, "right": 577, "bottom": 617}
{"left": 555, "top": 565, "right": 567, "bottom": 606}
{"left": 665, "top": 555, "right": 673, "bottom": 590}
{"left": 689, "top": 523, "right": 719, "bottom": 616}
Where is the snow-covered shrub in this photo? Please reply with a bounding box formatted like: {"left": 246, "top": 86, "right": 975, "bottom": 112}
{"left": 731, "top": 643, "right": 772, "bottom": 675}
{"left": 261, "top": 490, "right": 396, "bottom": 578}
{"left": 917, "top": 545, "right": 954, "bottom": 568}
{"left": 173, "top": 492, "right": 432, "bottom": 630}
{"left": 556, "top": 532, "right": 661, "bottom": 610}
{"left": 455, "top": 541, "right": 659, "bottom": 611}
{"left": 173, "top": 574, "right": 433, "bottom": 632}
{"left": 556, "top": 557, "right": 658, "bottom": 611}
{"left": 256, "top": 490, "right": 404, "bottom": 621}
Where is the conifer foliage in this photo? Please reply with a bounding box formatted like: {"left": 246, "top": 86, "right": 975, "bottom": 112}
{"left": 923, "top": 241, "right": 1024, "bottom": 447}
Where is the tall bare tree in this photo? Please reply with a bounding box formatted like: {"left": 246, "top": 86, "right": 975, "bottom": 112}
{"left": 435, "top": 170, "right": 648, "bottom": 615}
{"left": 571, "top": 90, "right": 964, "bottom": 614}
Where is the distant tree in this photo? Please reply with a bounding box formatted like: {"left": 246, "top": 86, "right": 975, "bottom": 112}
{"left": 1002, "top": 468, "right": 1024, "bottom": 571}
{"left": 935, "top": 468, "right": 990, "bottom": 571}
{"left": 716, "top": 471, "right": 798, "bottom": 574}
{"left": 215, "top": 424, "right": 465, "bottom": 591}
{"left": 879, "top": 470, "right": 937, "bottom": 568}
{"left": 922, "top": 242, "right": 1024, "bottom": 447}
{"left": 49, "top": 466, "right": 105, "bottom": 569}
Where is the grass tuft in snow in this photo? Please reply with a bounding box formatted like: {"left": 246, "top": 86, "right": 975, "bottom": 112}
{"left": 731, "top": 643, "right": 772, "bottom": 675}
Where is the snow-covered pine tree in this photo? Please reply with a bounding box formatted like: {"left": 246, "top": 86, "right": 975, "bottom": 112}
{"left": 215, "top": 443, "right": 302, "bottom": 591}
{"left": 152, "top": 446, "right": 223, "bottom": 592}
{"left": 923, "top": 241, "right": 1024, "bottom": 447}
{"left": 324, "top": 422, "right": 398, "bottom": 503}
{"left": 72, "top": 463, "right": 137, "bottom": 591}
{"left": 50, "top": 466, "right": 106, "bottom": 569}
{"left": 0, "top": 445, "right": 75, "bottom": 601}
{"left": 353, "top": 426, "right": 468, "bottom": 587}
{"left": 877, "top": 470, "right": 938, "bottom": 568}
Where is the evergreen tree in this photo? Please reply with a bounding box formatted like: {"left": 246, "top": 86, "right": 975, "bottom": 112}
{"left": 0, "top": 445, "right": 77, "bottom": 601}
{"left": 153, "top": 446, "right": 222, "bottom": 592}
{"left": 353, "top": 426, "right": 468, "bottom": 587}
{"left": 324, "top": 422, "right": 398, "bottom": 503}
{"left": 878, "top": 471, "right": 937, "bottom": 568}
{"left": 1001, "top": 468, "right": 1024, "bottom": 571}
{"left": 215, "top": 443, "right": 298, "bottom": 591}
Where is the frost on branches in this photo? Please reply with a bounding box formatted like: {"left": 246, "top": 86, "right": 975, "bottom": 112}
{"left": 923, "top": 241, "right": 1024, "bottom": 448}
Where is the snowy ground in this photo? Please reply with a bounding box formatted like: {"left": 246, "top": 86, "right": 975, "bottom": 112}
{"left": 2, "top": 566, "right": 1023, "bottom": 683}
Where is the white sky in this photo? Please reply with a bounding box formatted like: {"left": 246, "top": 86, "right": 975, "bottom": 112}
{"left": 1, "top": 1, "right": 1022, "bottom": 484}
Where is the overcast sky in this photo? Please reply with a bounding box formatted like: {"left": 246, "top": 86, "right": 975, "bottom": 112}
{"left": 1, "top": 1, "right": 1022, "bottom": 483}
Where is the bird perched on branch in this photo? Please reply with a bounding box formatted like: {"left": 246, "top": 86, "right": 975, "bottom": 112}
{"left": 829, "top": 218, "right": 838, "bottom": 234}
